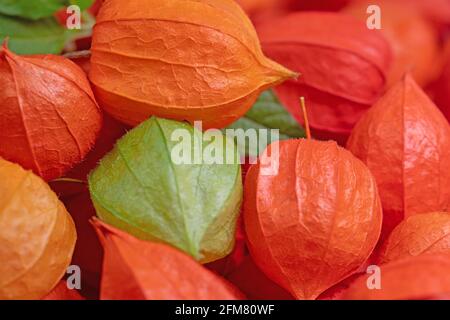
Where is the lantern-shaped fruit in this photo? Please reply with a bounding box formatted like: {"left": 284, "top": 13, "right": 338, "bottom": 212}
{"left": 0, "top": 158, "right": 77, "bottom": 300}
{"left": 89, "top": 0, "right": 295, "bottom": 129}
{"left": 0, "top": 43, "right": 102, "bottom": 181}
{"left": 244, "top": 139, "right": 382, "bottom": 299}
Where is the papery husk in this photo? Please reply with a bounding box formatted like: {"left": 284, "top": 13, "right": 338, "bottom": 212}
{"left": 0, "top": 158, "right": 76, "bottom": 300}
{"left": 257, "top": 12, "right": 392, "bottom": 143}
{"left": 378, "top": 212, "right": 450, "bottom": 264}
{"left": 347, "top": 75, "right": 450, "bottom": 241}
{"left": 244, "top": 139, "right": 382, "bottom": 300}
{"left": 92, "top": 219, "right": 243, "bottom": 300}
{"left": 89, "top": 0, "right": 296, "bottom": 129}
{"left": 343, "top": 253, "right": 450, "bottom": 300}
{"left": 0, "top": 43, "right": 102, "bottom": 181}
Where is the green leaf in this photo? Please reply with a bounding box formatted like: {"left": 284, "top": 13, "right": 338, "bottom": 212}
{"left": 225, "top": 90, "right": 305, "bottom": 157}
{"left": 70, "top": 0, "right": 94, "bottom": 11}
{"left": 0, "top": 0, "right": 66, "bottom": 20}
{"left": 0, "top": 0, "right": 95, "bottom": 21}
{"left": 0, "top": 13, "right": 67, "bottom": 54}
{"left": 89, "top": 117, "right": 243, "bottom": 263}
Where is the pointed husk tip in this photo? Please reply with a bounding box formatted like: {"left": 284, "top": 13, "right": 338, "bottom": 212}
{"left": 265, "top": 57, "right": 299, "bottom": 81}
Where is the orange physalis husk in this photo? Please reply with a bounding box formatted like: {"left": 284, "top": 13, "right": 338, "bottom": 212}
{"left": 377, "top": 212, "right": 450, "bottom": 264}
{"left": 256, "top": 12, "right": 392, "bottom": 144}
{"left": 343, "top": 0, "right": 441, "bottom": 87}
{"left": 347, "top": 74, "right": 450, "bottom": 241}
{"left": 0, "top": 42, "right": 102, "bottom": 181}
{"left": 43, "top": 281, "right": 84, "bottom": 300}
{"left": 342, "top": 253, "right": 450, "bottom": 300}
{"left": 0, "top": 158, "right": 77, "bottom": 300}
{"left": 92, "top": 218, "right": 244, "bottom": 300}
{"left": 89, "top": 0, "right": 296, "bottom": 129}
{"left": 244, "top": 139, "right": 383, "bottom": 300}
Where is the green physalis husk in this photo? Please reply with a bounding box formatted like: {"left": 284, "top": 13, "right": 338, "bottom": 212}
{"left": 88, "top": 117, "right": 242, "bottom": 263}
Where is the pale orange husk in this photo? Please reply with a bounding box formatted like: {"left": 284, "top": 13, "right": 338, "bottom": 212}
{"left": 0, "top": 158, "right": 77, "bottom": 300}
{"left": 89, "top": 0, "right": 296, "bottom": 129}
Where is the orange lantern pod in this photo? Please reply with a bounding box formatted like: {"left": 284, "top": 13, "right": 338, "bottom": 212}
{"left": 343, "top": 254, "right": 450, "bottom": 300}
{"left": 256, "top": 12, "right": 392, "bottom": 143}
{"left": 0, "top": 158, "right": 76, "bottom": 300}
{"left": 347, "top": 75, "right": 450, "bottom": 240}
{"left": 0, "top": 43, "right": 102, "bottom": 181}
{"left": 89, "top": 0, "right": 295, "bottom": 129}
{"left": 92, "top": 218, "right": 243, "bottom": 300}
{"left": 377, "top": 212, "right": 450, "bottom": 264}
{"left": 244, "top": 137, "right": 382, "bottom": 300}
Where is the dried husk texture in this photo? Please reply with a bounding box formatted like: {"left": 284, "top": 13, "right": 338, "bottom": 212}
{"left": 0, "top": 44, "right": 102, "bottom": 181}
{"left": 256, "top": 12, "right": 392, "bottom": 143}
{"left": 378, "top": 212, "right": 450, "bottom": 264}
{"left": 244, "top": 139, "right": 382, "bottom": 300}
{"left": 343, "top": 254, "right": 450, "bottom": 300}
{"left": 89, "top": 0, "right": 295, "bottom": 129}
{"left": 0, "top": 158, "right": 77, "bottom": 300}
{"left": 93, "top": 219, "right": 242, "bottom": 300}
{"left": 347, "top": 75, "right": 450, "bottom": 240}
